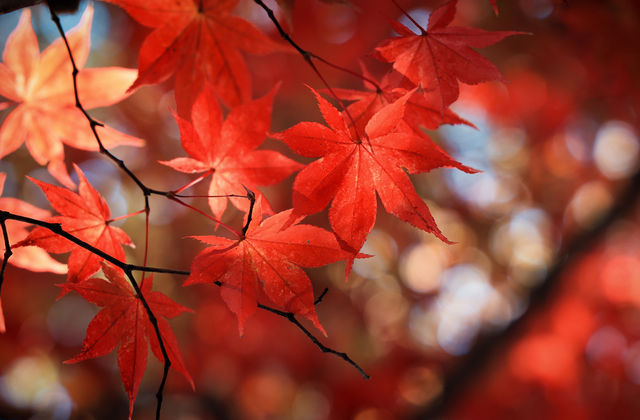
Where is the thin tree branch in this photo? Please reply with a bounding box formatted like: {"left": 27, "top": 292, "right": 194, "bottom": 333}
{"left": 241, "top": 187, "right": 256, "bottom": 236}
{"left": 314, "top": 287, "right": 329, "bottom": 305}
{"left": 0, "top": 211, "right": 189, "bottom": 276}
{"left": 390, "top": 0, "right": 426, "bottom": 35}
{"left": 0, "top": 210, "right": 367, "bottom": 381}
{"left": 46, "top": 3, "right": 257, "bottom": 212}
{"left": 0, "top": 218, "right": 13, "bottom": 310}
{"left": 212, "top": 279, "right": 369, "bottom": 379}
{"left": 46, "top": 3, "right": 166, "bottom": 200}
{"left": 123, "top": 269, "right": 170, "bottom": 420}
{"left": 40, "top": 6, "right": 370, "bottom": 416}
{"left": 252, "top": 0, "right": 376, "bottom": 144}
{"left": 252, "top": 0, "right": 381, "bottom": 92}
{"left": 0, "top": 209, "right": 175, "bottom": 418}
{"left": 416, "top": 168, "right": 640, "bottom": 419}
{"left": 258, "top": 302, "right": 370, "bottom": 379}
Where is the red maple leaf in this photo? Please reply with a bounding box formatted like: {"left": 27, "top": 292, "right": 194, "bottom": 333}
{"left": 330, "top": 63, "right": 472, "bottom": 134}
{"left": 17, "top": 165, "right": 133, "bottom": 283}
{"left": 0, "top": 173, "right": 67, "bottom": 332}
{"left": 0, "top": 173, "right": 67, "bottom": 276}
{"left": 62, "top": 263, "right": 193, "bottom": 419}
{"left": 101, "top": 0, "right": 289, "bottom": 112}
{"left": 161, "top": 83, "right": 302, "bottom": 220}
{"left": 0, "top": 5, "right": 143, "bottom": 188}
{"left": 274, "top": 88, "right": 477, "bottom": 273}
{"left": 374, "top": 0, "right": 520, "bottom": 112}
{"left": 185, "top": 201, "right": 354, "bottom": 334}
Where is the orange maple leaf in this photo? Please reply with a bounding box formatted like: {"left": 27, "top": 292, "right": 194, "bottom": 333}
{"left": 63, "top": 263, "right": 193, "bottom": 419}
{"left": 186, "top": 200, "right": 356, "bottom": 335}
{"left": 17, "top": 165, "right": 134, "bottom": 284}
{"left": 0, "top": 5, "right": 143, "bottom": 187}
{"left": 373, "top": 0, "right": 520, "bottom": 113}
{"left": 101, "top": 0, "right": 290, "bottom": 112}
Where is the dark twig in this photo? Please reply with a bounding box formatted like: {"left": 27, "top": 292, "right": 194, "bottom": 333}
{"left": 241, "top": 187, "right": 256, "bottom": 236}
{"left": 314, "top": 287, "right": 329, "bottom": 305}
{"left": 252, "top": 0, "right": 380, "bottom": 91}
{"left": 41, "top": 5, "right": 369, "bottom": 415}
{"left": 390, "top": 0, "right": 426, "bottom": 35}
{"left": 252, "top": 0, "right": 377, "bottom": 144}
{"left": 45, "top": 6, "right": 270, "bottom": 390}
{"left": 258, "top": 302, "right": 370, "bottom": 379}
{"left": 46, "top": 3, "right": 166, "bottom": 201}
{"left": 0, "top": 211, "right": 189, "bottom": 276}
{"left": 0, "top": 209, "right": 175, "bottom": 418}
{"left": 123, "top": 269, "right": 170, "bottom": 420}
{"left": 210, "top": 275, "right": 368, "bottom": 378}
{"left": 0, "top": 218, "right": 12, "bottom": 309}
{"left": 0, "top": 210, "right": 367, "bottom": 379}
{"left": 46, "top": 3, "right": 268, "bottom": 220}
{"left": 416, "top": 168, "right": 640, "bottom": 419}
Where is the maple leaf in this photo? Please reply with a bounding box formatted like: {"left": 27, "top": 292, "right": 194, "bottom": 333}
{"left": 161, "top": 83, "right": 302, "bottom": 220}
{"left": 16, "top": 165, "right": 133, "bottom": 283}
{"left": 0, "top": 5, "right": 144, "bottom": 188}
{"left": 330, "top": 63, "right": 473, "bottom": 134}
{"left": 185, "top": 201, "right": 354, "bottom": 334}
{"left": 0, "top": 173, "right": 67, "bottom": 332}
{"left": 62, "top": 262, "right": 193, "bottom": 419}
{"left": 274, "top": 88, "right": 477, "bottom": 273}
{"left": 373, "top": 0, "right": 520, "bottom": 112}
{"left": 101, "top": 0, "right": 290, "bottom": 112}
{"left": 0, "top": 173, "right": 67, "bottom": 275}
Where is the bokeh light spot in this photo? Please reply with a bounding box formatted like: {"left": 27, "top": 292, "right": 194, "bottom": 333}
{"left": 0, "top": 354, "right": 72, "bottom": 419}
{"left": 586, "top": 326, "right": 627, "bottom": 363}
{"left": 399, "top": 367, "right": 442, "bottom": 406}
{"left": 601, "top": 255, "right": 640, "bottom": 304}
{"left": 510, "top": 334, "right": 577, "bottom": 387}
{"left": 435, "top": 264, "right": 494, "bottom": 355}
{"left": 567, "top": 180, "right": 613, "bottom": 228}
{"left": 593, "top": 121, "right": 639, "bottom": 179}
{"left": 399, "top": 243, "right": 447, "bottom": 293}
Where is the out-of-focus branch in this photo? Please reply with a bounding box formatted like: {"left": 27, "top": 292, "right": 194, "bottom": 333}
{"left": 416, "top": 167, "right": 640, "bottom": 419}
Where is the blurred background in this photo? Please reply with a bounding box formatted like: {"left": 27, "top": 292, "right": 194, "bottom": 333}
{"left": 1, "top": 0, "right": 640, "bottom": 418}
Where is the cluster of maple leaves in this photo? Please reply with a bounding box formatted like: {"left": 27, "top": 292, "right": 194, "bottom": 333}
{"left": 0, "top": 0, "right": 520, "bottom": 417}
